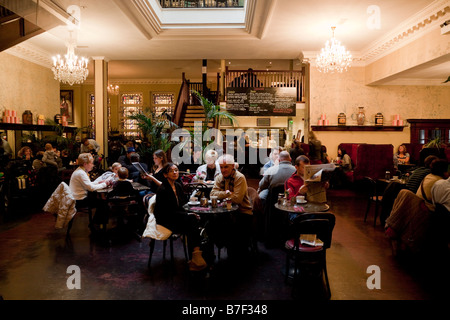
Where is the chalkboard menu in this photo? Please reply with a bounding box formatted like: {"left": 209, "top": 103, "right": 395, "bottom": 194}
{"left": 226, "top": 87, "right": 296, "bottom": 116}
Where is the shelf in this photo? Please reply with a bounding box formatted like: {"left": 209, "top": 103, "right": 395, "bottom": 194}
{"left": 311, "top": 125, "right": 405, "bottom": 132}
{"left": 0, "top": 123, "right": 78, "bottom": 132}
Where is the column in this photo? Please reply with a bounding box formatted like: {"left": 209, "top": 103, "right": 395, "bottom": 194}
{"left": 92, "top": 57, "right": 109, "bottom": 163}
{"left": 220, "top": 59, "right": 226, "bottom": 101}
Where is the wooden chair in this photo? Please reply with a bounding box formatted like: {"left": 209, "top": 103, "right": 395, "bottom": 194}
{"left": 363, "top": 177, "right": 384, "bottom": 226}
{"left": 141, "top": 195, "right": 188, "bottom": 270}
{"left": 285, "top": 212, "right": 335, "bottom": 299}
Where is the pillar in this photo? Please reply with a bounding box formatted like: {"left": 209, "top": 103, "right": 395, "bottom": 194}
{"left": 92, "top": 57, "right": 108, "bottom": 163}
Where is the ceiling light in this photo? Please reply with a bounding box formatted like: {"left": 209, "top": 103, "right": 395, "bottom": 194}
{"left": 107, "top": 84, "right": 120, "bottom": 95}
{"left": 316, "top": 26, "right": 352, "bottom": 73}
{"left": 52, "top": 36, "right": 89, "bottom": 85}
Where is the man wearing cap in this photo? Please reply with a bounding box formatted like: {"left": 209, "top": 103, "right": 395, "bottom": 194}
{"left": 118, "top": 147, "right": 135, "bottom": 167}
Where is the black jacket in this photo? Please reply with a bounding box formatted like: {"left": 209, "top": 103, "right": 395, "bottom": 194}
{"left": 153, "top": 180, "right": 188, "bottom": 230}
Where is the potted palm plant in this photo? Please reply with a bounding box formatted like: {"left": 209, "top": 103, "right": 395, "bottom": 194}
{"left": 188, "top": 90, "right": 238, "bottom": 151}
{"left": 128, "top": 108, "right": 178, "bottom": 165}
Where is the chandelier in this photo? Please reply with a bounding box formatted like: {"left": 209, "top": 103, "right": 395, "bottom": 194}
{"left": 107, "top": 84, "right": 120, "bottom": 95}
{"left": 316, "top": 27, "right": 352, "bottom": 73}
{"left": 52, "top": 38, "right": 89, "bottom": 86}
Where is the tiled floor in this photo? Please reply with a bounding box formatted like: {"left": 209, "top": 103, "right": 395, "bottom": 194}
{"left": 0, "top": 179, "right": 448, "bottom": 301}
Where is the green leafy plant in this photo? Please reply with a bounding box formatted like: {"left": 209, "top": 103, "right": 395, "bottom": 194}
{"left": 424, "top": 136, "right": 445, "bottom": 150}
{"left": 128, "top": 108, "right": 178, "bottom": 161}
{"left": 188, "top": 90, "right": 238, "bottom": 150}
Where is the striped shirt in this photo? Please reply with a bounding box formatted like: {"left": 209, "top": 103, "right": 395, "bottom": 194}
{"left": 405, "top": 167, "right": 430, "bottom": 193}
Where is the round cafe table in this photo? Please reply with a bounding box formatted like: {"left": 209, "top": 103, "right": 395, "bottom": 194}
{"left": 183, "top": 202, "right": 239, "bottom": 214}
{"left": 274, "top": 201, "right": 330, "bottom": 214}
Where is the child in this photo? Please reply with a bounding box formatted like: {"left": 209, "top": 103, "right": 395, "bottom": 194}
{"left": 95, "top": 162, "right": 121, "bottom": 184}
{"left": 42, "top": 143, "right": 60, "bottom": 168}
{"left": 108, "top": 167, "right": 136, "bottom": 198}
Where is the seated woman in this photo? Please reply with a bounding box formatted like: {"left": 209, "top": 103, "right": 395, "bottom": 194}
{"left": 142, "top": 149, "right": 167, "bottom": 193}
{"left": 69, "top": 153, "right": 112, "bottom": 226}
{"left": 394, "top": 144, "right": 410, "bottom": 167}
{"left": 416, "top": 158, "right": 449, "bottom": 211}
{"left": 338, "top": 147, "right": 352, "bottom": 172}
{"left": 153, "top": 162, "right": 207, "bottom": 271}
{"left": 194, "top": 149, "right": 220, "bottom": 183}
{"left": 17, "top": 146, "right": 34, "bottom": 169}
{"left": 330, "top": 147, "right": 352, "bottom": 188}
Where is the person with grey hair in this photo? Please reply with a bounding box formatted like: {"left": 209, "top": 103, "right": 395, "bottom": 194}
{"left": 194, "top": 149, "right": 221, "bottom": 183}
{"left": 209, "top": 154, "right": 253, "bottom": 259}
{"left": 257, "top": 151, "right": 295, "bottom": 203}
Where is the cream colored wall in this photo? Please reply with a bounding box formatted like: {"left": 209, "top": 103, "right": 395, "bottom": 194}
{"left": 0, "top": 52, "right": 60, "bottom": 122}
{"left": 310, "top": 66, "right": 450, "bottom": 159}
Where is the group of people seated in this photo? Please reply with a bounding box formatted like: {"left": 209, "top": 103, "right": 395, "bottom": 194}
{"left": 383, "top": 154, "right": 450, "bottom": 255}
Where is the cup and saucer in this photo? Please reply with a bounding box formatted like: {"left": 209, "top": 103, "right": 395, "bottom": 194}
{"left": 188, "top": 197, "right": 200, "bottom": 206}
{"left": 296, "top": 196, "right": 307, "bottom": 204}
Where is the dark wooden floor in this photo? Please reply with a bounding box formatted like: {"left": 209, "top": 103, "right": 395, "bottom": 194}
{"left": 0, "top": 179, "right": 449, "bottom": 303}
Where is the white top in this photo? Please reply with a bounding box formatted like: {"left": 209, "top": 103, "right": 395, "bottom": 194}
{"left": 69, "top": 167, "right": 107, "bottom": 200}
{"left": 431, "top": 177, "right": 450, "bottom": 212}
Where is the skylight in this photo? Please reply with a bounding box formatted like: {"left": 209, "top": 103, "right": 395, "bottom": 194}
{"left": 146, "top": 0, "right": 247, "bottom": 29}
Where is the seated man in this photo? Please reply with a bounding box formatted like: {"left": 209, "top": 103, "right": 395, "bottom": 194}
{"left": 261, "top": 147, "right": 282, "bottom": 174}
{"left": 285, "top": 155, "right": 310, "bottom": 200}
{"left": 117, "top": 147, "right": 135, "bottom": 167}
{"left": 210, "top": 154, "right": 253, "bottom": 258}
{"left": 257, "top": 151, "right": 295, "bottom": 204}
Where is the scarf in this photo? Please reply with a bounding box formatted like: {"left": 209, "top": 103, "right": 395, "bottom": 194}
{"left": 220, "top": 169, "right": 236, "bottom": 192}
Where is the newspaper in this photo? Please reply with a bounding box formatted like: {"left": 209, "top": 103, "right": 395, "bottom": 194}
{"left": 304, "top": 163, "right": 336, "bottom": 183}
{"left": 132, "top": 162, "right": 149, "bottom": 176}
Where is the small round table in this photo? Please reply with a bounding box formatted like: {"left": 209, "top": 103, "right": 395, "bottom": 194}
{"left": 274, "top": 201, "right": 330, "bottom": 213}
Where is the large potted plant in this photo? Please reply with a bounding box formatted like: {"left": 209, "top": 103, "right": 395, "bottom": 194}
{"left": 187, "top": 90, "right": 238, "bottom": 151}
{"left": 128, "top": 108, "right": 178, "bottom": 165}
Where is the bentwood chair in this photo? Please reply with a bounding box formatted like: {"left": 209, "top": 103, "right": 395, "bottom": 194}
{"left": 142, "top": 195, "right": 188, "bottom": 271}
{"left": 285, "top": 212, "right": 335, "bottom": 300}
{"left": 363, "top": 177, "right": 384, "bottom": 226}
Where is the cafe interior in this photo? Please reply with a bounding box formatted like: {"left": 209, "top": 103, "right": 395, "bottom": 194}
{"left": 0, "top": 0, "right": 450, "bottom": 303}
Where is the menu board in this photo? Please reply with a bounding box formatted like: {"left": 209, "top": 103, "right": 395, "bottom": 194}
{"left": 226, "top": 87, "right": 296, "bottom": 116}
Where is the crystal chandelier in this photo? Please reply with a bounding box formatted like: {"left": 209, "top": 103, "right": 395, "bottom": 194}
{"left": 52, "top": 38, "right": 89, "bottom": 86}
{"left": 107, "top": 84, "right": 120, "bottom": 95}
{"left": 316, "top": 27, "right": 352, "bottom": 73}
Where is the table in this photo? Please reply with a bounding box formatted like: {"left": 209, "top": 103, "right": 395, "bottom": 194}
{"left": 97, "top": 181, "right": 150, "bottom": 193}
{"left": 183, "top": 202, "right": 239, "bottom": 214}
{"left": 274, "top": 201, "right": 330, "bottom": 213}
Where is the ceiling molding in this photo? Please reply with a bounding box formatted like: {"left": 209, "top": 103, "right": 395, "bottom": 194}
{"left": 4, "top": 42, "right": 52, "bottom": 68}
{"left": 360, "top": 0, "right": 450, "bottom": 64}
{"left": 113, "top": 0, "right": 272, "bottom": 41}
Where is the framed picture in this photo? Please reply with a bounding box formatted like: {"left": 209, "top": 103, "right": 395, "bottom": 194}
{"left": 60, "top": 90, "right": 74, "bottom": 124}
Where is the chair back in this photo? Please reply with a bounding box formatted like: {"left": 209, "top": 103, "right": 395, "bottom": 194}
{"left": 290, "top": 212, "right": 336, "bottom": 249}
{"left": 362, "top": 176, "right": 376, "bottom": 197}
{"left": 247, "top": 187, "right": 258, "bottom": 206}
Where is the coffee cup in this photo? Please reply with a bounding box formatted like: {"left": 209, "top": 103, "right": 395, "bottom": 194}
{"left": 296, "top": 195, "right": 305, "bottom": 203}
{"left": 190, "top": 196, "right": 198, "bottom": 203}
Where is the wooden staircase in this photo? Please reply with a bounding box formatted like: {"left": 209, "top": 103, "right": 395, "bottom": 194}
{"left": 180, "top": 105, "right": 213, "bottom": 130}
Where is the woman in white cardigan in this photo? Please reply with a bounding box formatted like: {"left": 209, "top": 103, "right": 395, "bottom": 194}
{"left": 69, "top": 153, "right": 111, "bottom": 225}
